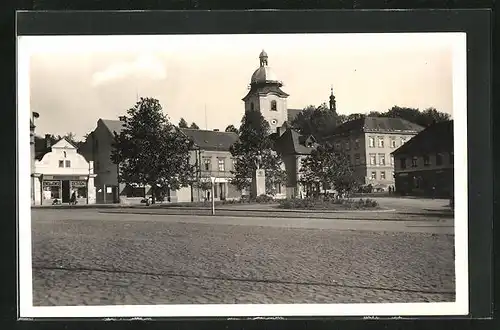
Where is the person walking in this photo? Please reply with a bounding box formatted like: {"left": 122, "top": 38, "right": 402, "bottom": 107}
{"left": 70, "top": 191, "right": 77, "bottom": 205}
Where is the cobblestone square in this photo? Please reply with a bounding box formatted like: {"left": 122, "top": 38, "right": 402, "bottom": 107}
{"left": 31, "top": 198, "right": 455, "bottom": 306}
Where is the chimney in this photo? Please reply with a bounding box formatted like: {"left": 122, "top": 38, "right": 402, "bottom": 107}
{"left": 45, "top": 134, "right": 51, "bottom": 149}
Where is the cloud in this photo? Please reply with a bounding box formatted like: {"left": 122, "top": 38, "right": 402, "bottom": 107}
{"left": 91, "top": 54, "right": 167, "bottom": 86}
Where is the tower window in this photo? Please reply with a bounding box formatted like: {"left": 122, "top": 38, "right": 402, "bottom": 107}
{"left": 270, "top": 100, "right": 277, "bottom": 111}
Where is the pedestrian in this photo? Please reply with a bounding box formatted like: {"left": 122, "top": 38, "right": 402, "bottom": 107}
{"left": 70, "top": 191, "right": 77, "bottom": 205}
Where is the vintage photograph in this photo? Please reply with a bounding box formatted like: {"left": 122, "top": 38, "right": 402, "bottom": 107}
{"left": 19, "top": 32, "right": 467, "bottom": 317}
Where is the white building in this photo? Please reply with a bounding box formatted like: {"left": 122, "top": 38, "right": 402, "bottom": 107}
{"left": 33, "top": 137, "right": 97, "bottom": 205}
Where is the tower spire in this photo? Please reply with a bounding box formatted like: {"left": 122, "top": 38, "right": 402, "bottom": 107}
{"left": 259, "top": 49, "right": 268, "bottom": 67}
{"left": 329, "top": 85, "right": 336, "bottom": 113}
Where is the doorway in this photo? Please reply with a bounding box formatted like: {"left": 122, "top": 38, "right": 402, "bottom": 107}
{"left": 61, "top": 180, "right": 70, "bottom": 203}
{"left": 218, "top": 183, "right": 226, "bottom": 200}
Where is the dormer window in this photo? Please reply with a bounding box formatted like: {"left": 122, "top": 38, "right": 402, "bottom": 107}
{"left": 270, "top": 100, "right": 277, "bottom": 111}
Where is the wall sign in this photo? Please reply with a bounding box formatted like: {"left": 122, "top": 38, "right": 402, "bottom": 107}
{"left": 43, "top": 180, "right": 60, "bottom": 187}
{"left": 71, "top": 181, "right": 87, "bottom": 188}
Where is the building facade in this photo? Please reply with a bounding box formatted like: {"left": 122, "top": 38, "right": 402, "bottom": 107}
{"left": 79, "top": 120, "right": 242, "bottom": 204}
{"left": 327, "top": 117, "right": 424, "bottom": 191}
{"left": 392, "top": 120, "right": 454, "bottom": 198}
{"left": 33, "top": 137, "right": 96, "bottom": 205}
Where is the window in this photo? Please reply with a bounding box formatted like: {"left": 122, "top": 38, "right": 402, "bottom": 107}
{"left": 218, "top": 158, "right": 225, "bottom": 171}
{"left": 371, "top": 171, "right": 377, "bottom": 180}
{"left": 411, "top": 157, "right": 418, "bottom": 167}
{"left": 450, "top": 152, "right": 454, "bottom": 164}
{"left": 380, "top": 171, "right": 386, "bottom": 180}
{"left": 423, "top": 155, "right": 430, "bottom": 166}
{"left": 345, "top": 141, "right": 350, "bottom": 150}
{"left": 390, "top": 155, "right": 394, "bottom": 166}
{"left": 378, "top": 137, "right": 384, "bottom": 148}
{"left": 436, "top": 153, "right": 443, "bottom": 166}
{"left": 63, "top": 151, "right": 67, "bottom": 158}
{"left": 378, "top": 154, "right": 386, "bottom": 165}
{"left": 390, "top": 138, "right": 397, "bottom": 148}
{"left": 65, "top": 160, "right": 71, "bottom": 168}
{"left": 250, "top": 102, "right": 255, "bottom": 111}
{"left": 354, "top": 139, "right": 360, "bottom": 149}
{"left": 369, "top": 153, "right": 376, "bottom": 165}
{"left": 203, "top": 157, "right": 211, "bottom": 171}
{"left": 400, "top": 158, "right": 407, "bottom": 169}
{"left": 59, "top": 160, "right": 64, "bottom": 168}
{"left": 270, "top": 100, "right": 277, "bottom": 111}
{"left": 355, "top": 154, "right": 361, "bottom": 165}
{"left": 368, "top": 137, "right": 375, "bottom": 148}
{"left": 275, "top": 183, "right": 282, "bottom": 194}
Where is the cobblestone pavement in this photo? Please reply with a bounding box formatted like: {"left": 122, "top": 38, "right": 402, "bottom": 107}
{"left": 31, "top": 208, "right": 455, "bottom": 306}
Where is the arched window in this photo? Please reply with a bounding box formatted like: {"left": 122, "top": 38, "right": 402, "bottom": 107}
{"left": 250, "top": 102, "right": 255, "bottom": 111}
{"left": 270, "top": 100, "right": 277, "bottom": 111}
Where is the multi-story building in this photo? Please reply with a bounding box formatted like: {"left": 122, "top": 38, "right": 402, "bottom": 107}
{"left": 392, "top": 120, "right": 453, "bottom": 197}
{"left": 327, "top": 117, "right": 424, "bottom": 191}
{"left": 79, "top": 119, "right": 240, "bottom": 204}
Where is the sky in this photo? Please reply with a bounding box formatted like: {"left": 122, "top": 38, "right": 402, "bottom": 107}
{"left": 22, "top": 33, "right": 458, "bottom": 140}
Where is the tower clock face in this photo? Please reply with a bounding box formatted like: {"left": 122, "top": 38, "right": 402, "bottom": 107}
{"left": 270, "top": 119, "right": 278, "bottom": 125}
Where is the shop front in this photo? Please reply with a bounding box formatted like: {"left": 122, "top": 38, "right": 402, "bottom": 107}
{"left": 38, "top": 175, "right": 95, "bottom": 205}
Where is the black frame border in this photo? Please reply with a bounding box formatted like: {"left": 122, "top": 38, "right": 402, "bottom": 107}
{"left": 3, "top": 5, "right": 495, "bottom": 330}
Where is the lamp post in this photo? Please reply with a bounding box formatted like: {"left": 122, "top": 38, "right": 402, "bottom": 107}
{"left": 210, "top": 176, "right": 216, "bottom": 215}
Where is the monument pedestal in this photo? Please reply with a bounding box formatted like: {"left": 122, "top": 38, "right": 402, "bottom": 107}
{"left": 251, "top": 169, "right": 266, "bottom": 199}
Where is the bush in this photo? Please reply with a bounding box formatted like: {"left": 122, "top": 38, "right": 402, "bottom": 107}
{"left": 278, "top": 197, "right": 379, "bottom": 210}
{"left": 254, "top": 194, "right": 274, "bottom": 203}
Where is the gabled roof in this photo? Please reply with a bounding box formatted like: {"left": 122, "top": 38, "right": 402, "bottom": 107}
{"left": 180, "top": 128, "right": 239, "bottom": 151}
{"left": 287, "top": 108, "right": 303, "bottom": 123}
{"left": 392, "top": 120, "right": 453, "bottom": 156}
{"left": 34, "top": 137, "right": 77, "bottom": 160}
{"left": 332, "top": 116, "right": 424, "bottom": 136}
{"left": 274, "top": 128, "right": 316, "bottom": 155}
{"left": 100, "top": 119, "right": 125, "bottom": 136}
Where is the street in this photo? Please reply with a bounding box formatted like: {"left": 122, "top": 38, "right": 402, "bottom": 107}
{"left": 31, "top": 197, "right": 455, "bottom": 306}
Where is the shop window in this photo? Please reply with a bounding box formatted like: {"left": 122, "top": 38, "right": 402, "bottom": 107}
{"left": 126, "top": 186, "right": 146, "bottom": 198}
{"left": 76, "top": 187, "right": 88, "bottom": 198}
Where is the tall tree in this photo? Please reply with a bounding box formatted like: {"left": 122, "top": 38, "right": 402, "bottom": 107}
{"left": 230, "top": 111, "right": 286, "bottom": 195}
{"left": 111, "top": 97, "right": 195, "bottom": 204}
{"left": 381, "top": 106, "right": 450, "bottom": 127}
{"left": 178, "top": 117, "right": 189, "bottom": 128}
{"left": 291, "top": 103, "right": 338, "bottom": 141}
{"left": 225, "top": 124, "right": 239, "bottom": 134}
{"left": 189, "top": 122, "right": 200, "bottom": 129}
{"left": 300, "top": 143, "right": 358, "bottom": 197}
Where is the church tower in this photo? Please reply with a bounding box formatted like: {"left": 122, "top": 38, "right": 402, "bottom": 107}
{"left": 242, "top": 50, "right": 289, "bottom": 132}
{"left": 329, "top": 86, "right": 337, "bottom": 114}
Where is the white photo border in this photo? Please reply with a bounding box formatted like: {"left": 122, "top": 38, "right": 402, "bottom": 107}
{"left": 17, "top": 32, "right": 468, "bottom": 318}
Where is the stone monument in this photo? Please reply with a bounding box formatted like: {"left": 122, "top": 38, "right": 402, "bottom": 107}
{"left": 251, "top": 155, "right": 266, "bottom": 198}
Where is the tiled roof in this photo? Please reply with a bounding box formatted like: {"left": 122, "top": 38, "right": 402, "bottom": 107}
{"left": 180, "top": 128, "right": 239, "bottom": 151}
{"left": 332, "top": 116, "right": 424, "bottom": 135}
{"left": 98, "top": 119, "right": 238, "bottom": 151}
{"left": 100, "top": 119, "right": 125, "bottom": 136}
{"left": 392, "top": 120, "right": 453, "bottom": 156}
{"left": 287, "top": 108, "right": 303, "bottom": 123}
{"left": 242, "top": 85, "right": 289, "bottom": 102}
{"left": 274, "top": 128, "right": 316, "bottom": 155}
